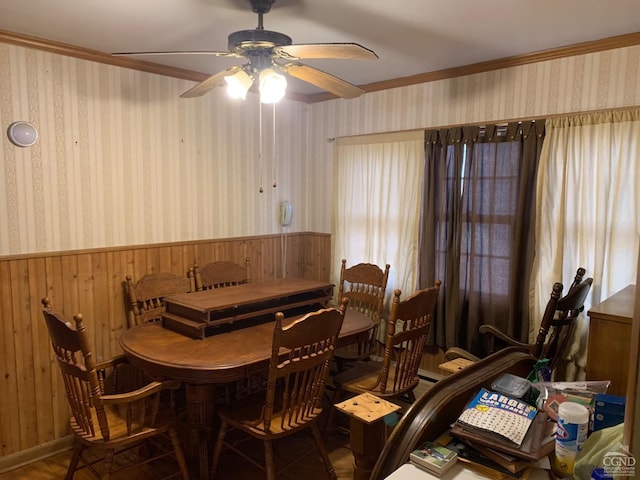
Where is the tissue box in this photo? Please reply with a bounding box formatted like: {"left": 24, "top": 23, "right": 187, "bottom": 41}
{"left": 593, "top": 393, "right": 625, "bottom": 431}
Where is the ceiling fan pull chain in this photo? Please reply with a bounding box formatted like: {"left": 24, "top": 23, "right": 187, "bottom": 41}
{"left": 259, "top": 99, "right": 264, "bottom": 193}
{"left": 272, "top": 103, "right": 277, "bottom": 188}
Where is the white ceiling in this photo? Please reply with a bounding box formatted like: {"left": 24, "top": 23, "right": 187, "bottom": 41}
{"left": 1, "top": 0, "right": 640, "bottom": 97}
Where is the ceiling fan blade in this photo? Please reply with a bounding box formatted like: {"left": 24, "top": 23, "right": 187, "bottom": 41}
{"left": 282, "top": 63, "right": 365, "bottom": 99}
{"left": 112, "top": 50, "right": 241, "bottom": 58}
{"left": 180, "top": 65, "right": 243, "bottom": 98}
{"left": 276, "top": 43, "right": 378, "bottom": 60}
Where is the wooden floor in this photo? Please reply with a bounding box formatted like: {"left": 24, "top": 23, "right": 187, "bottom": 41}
{"left": 0, "top": 380, "right": 435, "bottom": 480}
{"left": 0, "top": 429, "right": 356, "bottom": 480}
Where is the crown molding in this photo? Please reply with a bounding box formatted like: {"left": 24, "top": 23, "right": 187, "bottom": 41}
{"left": 2, "top": 29, "right": 639, "bottom": 104}
{"left": 0, "top": 29, "right": 212, "bottom": 82}
{"left": 305, "top": 31, "right": 640, "bottom": 103}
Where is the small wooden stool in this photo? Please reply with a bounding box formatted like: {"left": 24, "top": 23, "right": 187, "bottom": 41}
{"left": 438, "top": 357, "right": 475, "bottom": 376}
{"left": 335, "top": 392, "right": 401, "bottom": 480}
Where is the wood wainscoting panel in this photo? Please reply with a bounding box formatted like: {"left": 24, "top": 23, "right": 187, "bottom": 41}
{"left": 0, "top": 232, "right": 330, "bottom": 460}
{"left": 0, "top": 260, "right": 21, "bottom": 456}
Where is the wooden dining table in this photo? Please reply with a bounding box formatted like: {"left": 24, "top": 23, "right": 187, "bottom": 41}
{"left": 120, "top": 308, "right": 371, "bottom": 384}
{"left": 119, "top": 278, "right": 372, "bottom": 480}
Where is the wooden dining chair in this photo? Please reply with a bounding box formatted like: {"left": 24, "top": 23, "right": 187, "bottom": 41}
{"left": 192, "top": 257, "right": 258, "bottom": 400}
{"left": 443, "top": 268, "right": 593, "bottom": 378}
{"left": 325, "top": 282, "right": 441, "bottom": 435}
{"left": 125, "top": 272, "right": 193, "bottom": 327}
{"left": 41, "top": 298, "right": 189, "bottom": 480}
{"left": 194, "top": 257, "right": 251, "bottom": 290}
{"left": 210, "top": 298, "right": 349, "bottom": 480}
{"left": 333, "top": 259, "right": 390, "bottom": 369}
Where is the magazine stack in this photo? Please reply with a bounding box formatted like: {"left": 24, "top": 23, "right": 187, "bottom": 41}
{"left": 450, "top": 387, "right": 556, "bottom": 463}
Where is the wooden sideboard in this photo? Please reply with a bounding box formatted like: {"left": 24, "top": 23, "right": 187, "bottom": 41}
{"left": 586, "top": 284, "right": 636, "bottom": 396}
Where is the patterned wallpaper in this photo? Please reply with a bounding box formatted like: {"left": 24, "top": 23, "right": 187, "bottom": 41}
{"left": 1, "top": 42, "right": 639, "bottom": 255}
{"left": 0, "top": 43, "right": 311, "bottom": 255}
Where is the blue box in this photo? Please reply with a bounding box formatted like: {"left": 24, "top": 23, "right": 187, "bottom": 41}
{"left": 593, "top": 393, "right": 625, "bottom": 431}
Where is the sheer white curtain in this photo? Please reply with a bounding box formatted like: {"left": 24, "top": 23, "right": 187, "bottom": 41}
{"left": 531, "top": 109, "right": 640, "bottom": 380}
{"left": 332, "top": 131, "right": 424, "bottom": 312}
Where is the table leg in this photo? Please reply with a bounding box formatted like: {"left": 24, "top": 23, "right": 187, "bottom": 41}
{"left": 348, "top": 417, "right": 386, "bottom": 480}
{"left": 185, "top": 384, "right": 216, "bottom": 480}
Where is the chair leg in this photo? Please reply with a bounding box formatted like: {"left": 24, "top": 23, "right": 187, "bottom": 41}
{"left": 323, "top": 385, "right": 342, "bottom": 437}
{"left": 405, "top": 390, "right": 416, "bottom": 403}
{"left": 101, "top": 449, "right": 115, "bottom": 480}
{"left": 168, "top": 427, "right": 190, "bottom": 480}
{"left": 210, "top": 420, "right": 228, "bottom": 479}
{"left": 264, "top": 439, "right": 276, "bottom": 480}
{"left": 65, "top": 442, "right": 85, "bottom": 480}
{"left": 311, "top": 422, "right": 338, "bottom": 480}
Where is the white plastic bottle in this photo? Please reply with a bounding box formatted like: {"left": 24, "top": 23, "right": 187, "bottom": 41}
{"left": 555, "top": 402, "right": 590, "bottom": 475}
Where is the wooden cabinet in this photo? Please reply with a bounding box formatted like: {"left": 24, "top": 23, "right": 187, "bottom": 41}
{"left": 586, "top": 284, "right": 636, "bottom": 396}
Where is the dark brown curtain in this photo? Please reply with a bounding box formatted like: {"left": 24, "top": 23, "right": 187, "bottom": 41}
{"left": 418, "top": 121, "right": 545, "bottom": 356}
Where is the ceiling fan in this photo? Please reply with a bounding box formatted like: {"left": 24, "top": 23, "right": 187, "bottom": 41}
{"left": 113, "top": 0, "right": 378, "bottom": 101}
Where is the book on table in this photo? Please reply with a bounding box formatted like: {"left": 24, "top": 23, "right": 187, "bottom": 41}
{"left": 467, "top": 442, "right": 532, "bottom": 474}
{"left": 409, "top": 441, "right": 458, "bottom": 475}
{"left": 450, "top": 387, "right": 555, "bottom": 461}
{"left": 444, "top": 436, "right": 532, "bottom": 480}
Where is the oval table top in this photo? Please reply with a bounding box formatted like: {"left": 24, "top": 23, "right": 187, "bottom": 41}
{"left": 120, "top": 309, "right": 372, "bottom": 384}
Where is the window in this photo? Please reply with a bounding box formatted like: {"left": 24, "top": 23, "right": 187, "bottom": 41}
{"left": 332, "top": 131, "right": 424, "bottom": 305}
{"left": 420, "top": 123, "right": 544, "bottom": 353}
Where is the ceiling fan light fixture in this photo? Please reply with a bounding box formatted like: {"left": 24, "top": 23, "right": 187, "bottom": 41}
{"left": 259, "top": 68, "right": 287, "bottom": 104}
{"left": 122, "top": 0, "right": 378, "bottom": 100}
{"left": 224, "top": 69, "right": 253, "bottom": 100}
